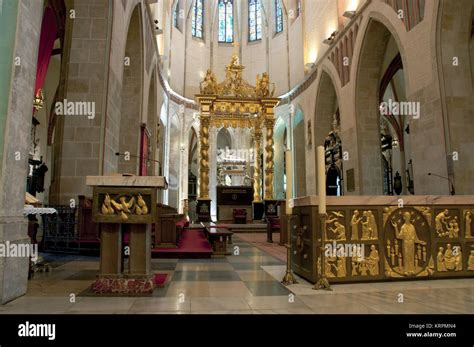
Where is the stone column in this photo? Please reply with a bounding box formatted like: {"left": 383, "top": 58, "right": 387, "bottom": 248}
{"left": 0, "top": 0, "right": 43, "bottom": 304}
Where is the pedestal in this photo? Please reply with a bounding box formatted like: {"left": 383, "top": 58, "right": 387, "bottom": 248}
{"left": 197, "top": 199, "right": 211, "bottom": 222}
{"left": 86, "top": 176, "right": 167, "bottom": 296}
{"left": 253, "top": 201, "right": 264, "bottom": 220}
{"left": 264, "top": 200, "right": 278, "bottom": 218}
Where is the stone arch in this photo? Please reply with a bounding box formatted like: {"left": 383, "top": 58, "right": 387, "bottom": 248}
{"left": 293, "top": 105, "right": 306, "bottom": 197}
{"left": 144, "top": 68, "right": 157, "bottom": 175}
{"left": 354, "top": 18, "right": 409, "bottom": 195}
{"left": 168, "top": 112, "right": 181, "bottom": 208}
{"left": 188, "top": 126, "right": 199, "bottom": 206}
{"left": 437, "top": 0, "right": 474, "bottom": 194}
{"left": 118, "top": 4, "right": 144, "bottom": 174}
{"left": 314, "top": 68, "right": 340, "bottom": 148}
{"left": 273, "top": 117, "right": 287, "bottom": 200}
{"left": 313, "top": 68, "right": 342, "bottom": 195}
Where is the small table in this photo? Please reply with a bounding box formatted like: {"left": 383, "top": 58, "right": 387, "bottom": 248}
{"left": 202, "top": 222, "right": 233, "bottom": 256}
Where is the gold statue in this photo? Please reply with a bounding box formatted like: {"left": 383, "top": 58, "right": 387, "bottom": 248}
{"left": 350, "top": 210, "right": 361, "bottom": 240}
{"left": 256, "top": 72, "right": 271, "bottom": 97}
{"left": 367, "top": 245, "right": 380, "bottom": 276}
{"left": 200, "top": 69, "right": 218, "bottom": 94}
{"left": 468, "top": 250, "right": 474, "bottom": 270}
{"left": 329, "top": 221, "right": 346, "bottom": 241}
{"left": 435, "top": 209, "right": 450, "bottom": 237}
{"left": 437, "top": 246, "right": 446, "bottom": 271}
{"left": 465, "top": 210, "right": 473, "bottom": 238}
{"left": 336, "top": 257, "right": 347, "bottom": 277}
{"left": 391, "top": 212, "right": 426, "bottom": 275}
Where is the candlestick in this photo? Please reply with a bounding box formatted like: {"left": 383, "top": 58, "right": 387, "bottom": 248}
{"left": 285, "top": 149, "right": 293, "bottom": 215}
{"left": 317, "top": 145, "right": 326, "bottom": 214}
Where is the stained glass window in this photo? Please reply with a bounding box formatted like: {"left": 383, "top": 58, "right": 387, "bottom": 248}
{"left": 248, "top": 0, "right": 262, "bottom": 42}
{"left": 173, "top": 1, "right": 179, "bottom": 29}
{"left": 275, "top": 0, "right": 283, "bottom": 33}
{"left": 218, "top": 0, "right": 233, "bottom": 43}
{"left": 192, "top": 0, "right": 204, "bottom": 38}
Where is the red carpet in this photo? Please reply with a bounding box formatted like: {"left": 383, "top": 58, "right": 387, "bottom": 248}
{"left": 153, "top": 273, "right": 169, "bottom": 287}
{"left": 152, "top": 228, "right": 212, "bottom": 258}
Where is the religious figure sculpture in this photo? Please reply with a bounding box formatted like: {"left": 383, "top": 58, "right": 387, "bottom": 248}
{"left": 437, "top": 246, "right": 446, "bottom": 271}
{"left": 367, "top": 245, "right": 380, "bottom": 276}
{"left": 437, "top": 244, "right": 463, "bottom": 271}
{"left": 367, "top": 211, "right": 378, "bottom": 239}
{"left": 351, "top": 210, "right": 362, "bottom": 240}
{"left": 435, "top": 209, "right": 450, "bottom": 237}
{"left": 447, "top": 219, "right": 459, "bottom": 238}
{"left": 361, "top": 211, "right": 372, "bottom": 240}
{"left": 256, "top": 72, "right": 271, "bottom": 97}
{"left": 465, "top": 210, "right": 472, "bottom": 238}
{"left": 336, "top": 257, "right": 347, "bottom": 277}
{"left": 329, "top": 221, "right": 346, "bottom": 240}
{"left": 468, "top": 250, "right": 474, "bottom": 271}
{"left": 200, "top": 69, "right": 218, "bottom": 94}
{"left": 391, "top": 212, "right": 426, "bottom": 275}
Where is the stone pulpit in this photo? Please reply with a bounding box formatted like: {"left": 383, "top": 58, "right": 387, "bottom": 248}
{"left": 86, "top": 175, "right": 168, "bottom": 295}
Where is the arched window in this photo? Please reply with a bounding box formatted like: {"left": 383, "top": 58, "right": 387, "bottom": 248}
{"left": 248, "top": 0, "right": 262, "bottom": 42}
{"left": 173, "top": 0, "right": 183, "bottom": 31}
{"left": 218, "top": 0, "right": 233, "bottom": 43}
{"left": 275, "top": 0, "right": 283, "bottom": 33}
{"left": 191, "top": 0, "right": 204, "bottom": 38}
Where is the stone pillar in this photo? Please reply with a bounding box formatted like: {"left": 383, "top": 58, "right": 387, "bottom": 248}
{"left": 50, "top": 0, "right": 111, "bottom": 204}
{"left": 0, "top": 0, "right": 43, "bottom": 304}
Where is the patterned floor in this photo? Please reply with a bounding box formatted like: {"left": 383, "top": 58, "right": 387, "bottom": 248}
{"left": 1, "top": 235, "right": 474, "bottom": 314}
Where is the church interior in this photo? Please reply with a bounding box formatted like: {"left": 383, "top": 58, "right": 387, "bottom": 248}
{"left": 0, "top": 0, "right": 474, "bottom": 316}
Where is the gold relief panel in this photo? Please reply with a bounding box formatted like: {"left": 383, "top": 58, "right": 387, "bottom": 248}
{"left": 436, "top": 243, "right": 463, "bottom": 272}
{"left": 434, "top": 208, "right": 461, "bottom": 239}
{"left": 464, "top": 209, "right": 473, "bottom": 239}
{"left": 317, "top": 253, "right": 348, "bottom": 278}
{"left": 467, "top": 244, "right": 474, "bottom": 271}
{"left": 92, "top": 187, "right": 156, "bottom": 224}
{"left": 350, "top": 209, "right": 379, "bottom": 241}
{"left": 351, "top": 244, "right": 380, "bottom": 277}
{"left": 384, "top": 207, "right": 431, "bottom": 277}
{"left": 325, "top": 210, "right": 346, "bottom": 241}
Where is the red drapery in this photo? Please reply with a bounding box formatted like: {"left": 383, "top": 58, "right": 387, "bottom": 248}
{"left": 140, "top": 125, "right": 150, "bottom": 176}
{"left": 34, "top": 6, "right": 58, "bottom": 98}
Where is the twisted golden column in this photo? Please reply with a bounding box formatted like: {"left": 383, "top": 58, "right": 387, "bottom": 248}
{"left": 199, "top": 114, "right": 210, "bottom": 199}
{"left": 264, "top": 118, "right": 275, "bottom": 200}
{"left": 252, "top": 126, "right": 262, "bottom": 202}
